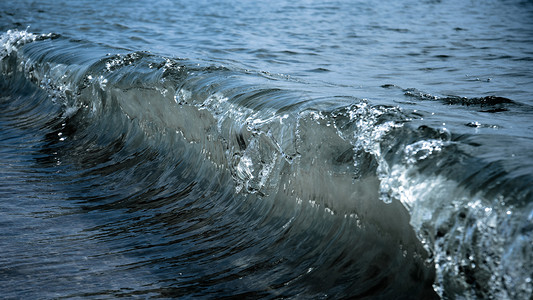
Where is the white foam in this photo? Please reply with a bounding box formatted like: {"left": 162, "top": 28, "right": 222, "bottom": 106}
{"left": 0, "top": 29, "right": 38, "bottom": 59}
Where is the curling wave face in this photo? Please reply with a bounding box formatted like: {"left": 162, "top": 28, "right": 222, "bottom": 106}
{"left": 1, "top": 30, "right": 531, "bottom": 299}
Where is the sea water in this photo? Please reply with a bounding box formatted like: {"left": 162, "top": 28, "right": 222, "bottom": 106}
{"left": 1, "top": 0, "right": 532, "bottom": 298}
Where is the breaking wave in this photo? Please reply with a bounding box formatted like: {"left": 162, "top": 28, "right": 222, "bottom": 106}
{"left": 1, "top": 30, "right": 531, "bottom": 299}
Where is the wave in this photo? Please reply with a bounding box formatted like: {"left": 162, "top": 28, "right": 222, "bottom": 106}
{"left": 1, "top": 30, "right": 531, "bottom": 299}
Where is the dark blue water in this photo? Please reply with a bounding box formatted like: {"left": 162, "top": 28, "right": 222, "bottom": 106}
{"left": 1, "top": 0, "right": 532, "bottom": 299}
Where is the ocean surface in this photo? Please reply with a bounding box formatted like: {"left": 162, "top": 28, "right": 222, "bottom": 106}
{"left": 1, "top": 0, "right": 532, "bottom": 298}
